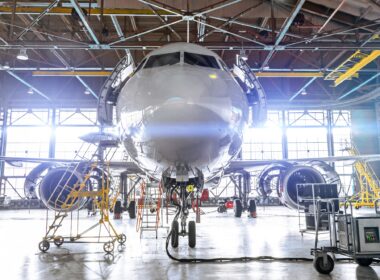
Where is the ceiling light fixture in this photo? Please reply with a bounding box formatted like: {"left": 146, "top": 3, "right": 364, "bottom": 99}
{"left": 27, "top": 88, "right": 34, "bottom": 95}
{"left": 2, "top": 62, "right": 10, "bottom": 70}
{"left": 301, "top": 89, "right": 307, "bottom": 96}
{"left": 84, "top": 88, "right": 91, "bottom": 95}
{"left": 17, "top": 48, "right": 28, "bottom": 60}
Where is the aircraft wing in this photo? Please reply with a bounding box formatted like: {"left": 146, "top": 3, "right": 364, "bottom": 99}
{"left": 0, "top": 156, "right": 143, "bottom": 174}
{"left": 226, "top": 154, "right": 380, "bottom": 172}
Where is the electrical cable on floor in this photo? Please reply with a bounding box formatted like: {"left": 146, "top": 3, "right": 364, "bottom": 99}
{"left": 165, "top": 228, "right": 380, "bottom": 264}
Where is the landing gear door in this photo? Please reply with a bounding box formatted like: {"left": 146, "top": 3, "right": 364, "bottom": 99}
{"left": 233, "top": 57, "right": 267, "bottom": 127}
{"left": 97, "top": 53, "right": 135, "bottom": 126}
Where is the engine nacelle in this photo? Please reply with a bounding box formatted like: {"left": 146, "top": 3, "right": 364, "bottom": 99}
{"left": 257, "top": 161, "right": 340, "bottom": 209}
{"left": 39, "top": 167, "right": 86, "bottom": 211}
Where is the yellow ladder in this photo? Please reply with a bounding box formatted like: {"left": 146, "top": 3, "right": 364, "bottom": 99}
{"left": 346, "top": 145, "right": 380, "bottom": 208}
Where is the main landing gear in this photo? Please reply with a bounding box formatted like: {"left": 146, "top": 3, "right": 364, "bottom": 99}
{"left": 217, "top": 197, "right": 257, "bottom": 218}
{"left": 168, "top": 181, "right": 199, "bottom": 249}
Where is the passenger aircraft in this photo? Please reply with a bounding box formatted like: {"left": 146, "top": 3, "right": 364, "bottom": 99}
{"left": 2, "top": 43, "right": 380, "bottom": 249}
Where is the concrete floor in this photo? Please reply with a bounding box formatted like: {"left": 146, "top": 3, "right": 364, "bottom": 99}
{"left": 1, "top": 206, "right": 380, "bottom": 280}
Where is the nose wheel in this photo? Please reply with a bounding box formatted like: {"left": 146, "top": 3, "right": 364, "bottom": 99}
{"left": 188, "top": 221, "right": 196, "bottom": 248}
{"left": 170, "top": 219, "right": 197, "bottom": 248}
{"left": 171, "top": 220, "right": 179, "bottom": 248}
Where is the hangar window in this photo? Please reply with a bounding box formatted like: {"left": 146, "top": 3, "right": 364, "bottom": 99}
{"left": 144, "top": 52, "right": 180, "bottom": 68}
{"left": 184, "top": 52, "right": 220, "bottom": 69}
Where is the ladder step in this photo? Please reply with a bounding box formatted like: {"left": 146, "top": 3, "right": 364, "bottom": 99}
{"left": 49, "top": 224, "right": 62, "bottom": 229}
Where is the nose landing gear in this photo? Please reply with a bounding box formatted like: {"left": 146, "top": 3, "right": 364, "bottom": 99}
{"left": 169, "top": 183, "right": 198, "bottom": 248}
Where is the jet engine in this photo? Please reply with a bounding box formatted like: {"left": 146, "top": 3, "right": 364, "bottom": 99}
{"left": 25, "top": 163, "right": 109, "bottom": 211}
{"left": 257, "top": 161, "right": 340, "bottom": 209}
{"left": 39, "top": 167, "right": 87, "bottom": 211}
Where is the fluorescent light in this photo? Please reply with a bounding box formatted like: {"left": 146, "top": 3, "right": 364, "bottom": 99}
{"left": 17, "top": 49, "right": 28, "bottom": 60}
{"left": 301, "top": 89, "right": 307, "bottom": 96}
{"left": 27, "top": 88, "right": 34, "bottom": 95}
{"left": 84, "top": 88, "right": 91, "bottom": 95}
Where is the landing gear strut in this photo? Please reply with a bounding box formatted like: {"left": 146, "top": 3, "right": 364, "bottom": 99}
{"left": 168, "top": 181, "right": 199, "bottom": 248}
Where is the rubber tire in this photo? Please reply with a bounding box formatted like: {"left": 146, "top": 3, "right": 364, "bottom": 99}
{"left": 171, "top": 220, "right": 179, "bottom": 248}
{"left": 248, "top": 199, "right": 256, "bottom": 212}
{"left": 128, "top": 201, "right": 136, "bottom": 219}
{"left": 39, "top": 240, "right": 50, "bottom": 253}
{"left": 188, "top": 221, "right": 196, "bottom": 248}
{"left": 313, "top": 255, "right": 334, "bottom": 274}
{"left": 53, "top": 236, "right": 64, "bottom": 247}
{"left": 355, "top": 258, "right": 373, "bottom": 266}
{"left": 234, "top": 199, "right": 242, "bottom": 218}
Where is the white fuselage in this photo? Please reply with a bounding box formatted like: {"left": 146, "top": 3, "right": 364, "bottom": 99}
{"left": 116, "top": 43, "right": 248, "bottom": 181}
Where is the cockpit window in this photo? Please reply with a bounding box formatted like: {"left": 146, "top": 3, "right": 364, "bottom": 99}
{"left": 184, "top": 52, "right": 220, "bottom": 69}
{"left": 219, "top": 59, "right": 230, "bottom": 72}
{"left": 144, "top": 52, "right": 180, "bottom": 69}
{"left": 134, "top": 58, "right": 147, "bottom": 73}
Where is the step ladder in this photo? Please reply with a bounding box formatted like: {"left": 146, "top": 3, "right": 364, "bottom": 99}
{"left": 345, "top": 144, "right": 380, "bottom": 208}
{"left": 136, "top": 180, "right": 163, "bottom": 238}
{"left": 39, "top": 140, "right": 126, "bottom": 254}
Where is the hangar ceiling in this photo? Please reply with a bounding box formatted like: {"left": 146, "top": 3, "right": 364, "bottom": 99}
{"left": 0, "top": 0, "right": 380, "bottom": 108}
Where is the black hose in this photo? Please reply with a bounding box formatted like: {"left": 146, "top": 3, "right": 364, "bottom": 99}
{"left": 165, "top": 228, "right": 380, "bottom": 264}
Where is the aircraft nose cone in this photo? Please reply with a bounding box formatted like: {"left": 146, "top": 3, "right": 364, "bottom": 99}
{"left": 145, "top": 102, "right": 228, "bottom": 166}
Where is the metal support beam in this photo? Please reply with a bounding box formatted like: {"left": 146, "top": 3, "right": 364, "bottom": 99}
{"left": 31, "top": 70, "right": 325, "bottom": 77}
{"left": 194, "top": 0, "right": 242, "bottom": 17}
{"left": 0, "top": 108, "right": 8, "bottom": 196}
{"left": 110, "top": 15, "right": 131, "bottom": 56}
{"left": 6, "top": 71, "right": 51, "bottom": 101}
{"left": 289, "top": 77, "right": 318, "bottom": 101}
{"left": 281, "top": 110, "right": 288, "bottom": 159}
{"left": 326, "top": 110, "right": 334, "bottom": 157}
{"left": 69, "top": 0, "right": 100, "bottom": 45}
{"left": 110, "top": 18, "right": 184, "bottom": 45}
{"left": 110, "top": 15, "right": 125, "bottom": 40}
{"left": 338, "top": 73, "right": 380, "bottom": 100}
{"left": 49, "top": 108, "right": 56, "bottom": 158}
{"left": 198, "top": 2, "right": 264, "bottom": 41}
{"left": 314, "top": 0, "right": 347, "bottom": 37}
{"left": 16, "top": 0, "right": 61, "bottom": 39}
{"left": 0, "top": 6, "right": 174, "bottom": 16}
{"left": 145, "top": 6, "right": 182, "bottom": 40}
{"left": 192, "top": 18, "right": 266, "bottom": 46}
{"left": 261, "top": 0, "right": 306, "bottom": 69}
{"left": 75, "top": 76, "right": 98, "bottom": 100}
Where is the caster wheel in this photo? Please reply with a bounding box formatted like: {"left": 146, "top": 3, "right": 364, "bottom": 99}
{"left": 103, "top": 241, "right": 114, "bottom": 254}
{"left": 355, "top": 258, "right": 373, "bottom": 266}
{"left": 233, "top": 199, "right": 242, "bottom": 218}
{"left": 39, "top": 240, "right": 50, "bottom": 253}
{"left": 313, "top": 255, "right": 334, "bottom": 274}
{"left": 53, "top": 236, "right": 64, "bottom": 247}
{"left": 117, "top": 233, "right": 127, "bottom": 245}
{"left": 171, "top": 220, "right": 179, "bottom": 248}
{"left": 188, "top": 221, "right": 196, "bottom": 248}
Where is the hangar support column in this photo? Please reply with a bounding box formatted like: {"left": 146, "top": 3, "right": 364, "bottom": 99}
{"left": 0, "top": 108, "right": 8, "bottom": 196}
{"left": 352, "top": 106, "right": 380, "bottom": 178}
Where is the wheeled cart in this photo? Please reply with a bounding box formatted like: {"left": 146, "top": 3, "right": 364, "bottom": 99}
{"left": 311, "top": 198, "right": 380, "bottom": 274}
